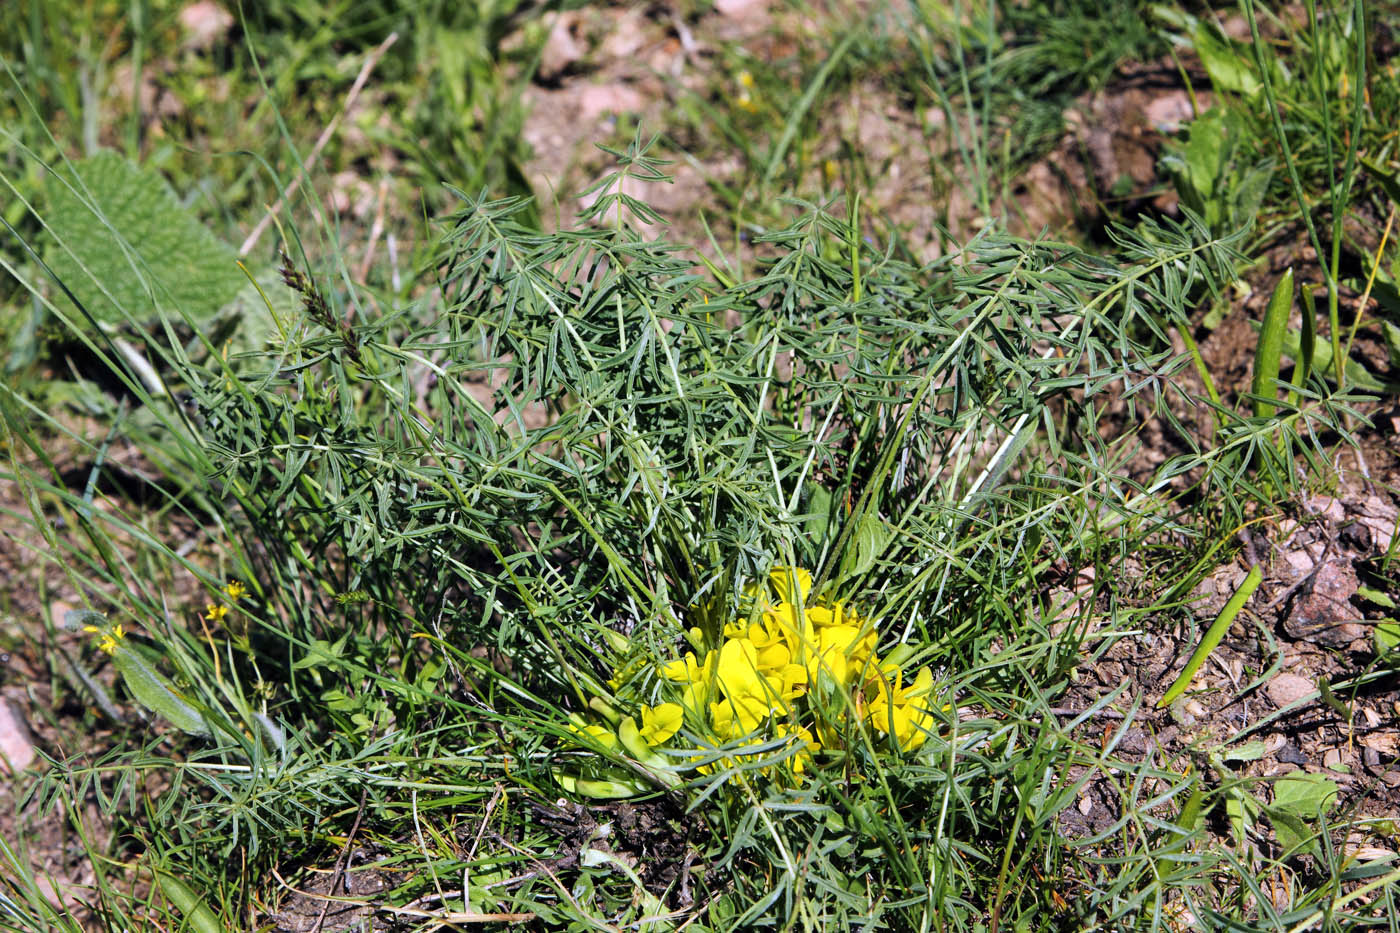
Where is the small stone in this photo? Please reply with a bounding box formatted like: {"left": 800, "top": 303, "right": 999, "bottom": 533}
{"left": 1363, "top": 746, "right": 1382, "bottom": 771}
{"left": 1268, "top": 672, "right": 1315, "bottom": 708}
{"left": 1357, "top": 496, "right": 1397, "bottom": 551}
{"left": 1284, "top": 557, "right": 1361, "bottom": 646}
{"left": 714, "top": 0, "right": 770, "bottom": 20}
{"left": 1276, "top": 741, "right": 1308, "bottom": 766}
{"left": 1117, "top": 729, "right": 1147, "bottom": 754}
{"left": 1346, "top": 845, "right": 1395, "bottom": 862}
{"left": 1306, "top": 495, "right": 1346, "bottom": 523}
{"left": 539, "top": 12, "right": 585, "bottom": 81}
{"left": 177, "top": 1, "right": 233, "bottom": 50}
{"left": 0, "top": 700, "right": 36, "bottom": 774}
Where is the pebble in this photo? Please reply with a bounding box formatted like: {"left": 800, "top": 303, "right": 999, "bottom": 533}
{"left": 1276, "top": 742, "right": 1308, "bottom": 766}
{"left": 1267, "top": 672, "right": 1315, "bottom": 708}
{"left": 0, "top": 700, "right": 36, "bottom": 775}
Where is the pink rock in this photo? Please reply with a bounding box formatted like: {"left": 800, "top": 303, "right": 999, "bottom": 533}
{"left": 574, "top": 83, "right": 645, "bottom": 122}
{"left": 714, "top": 0, "right": 770, "bottom": 20}
{"left": 1267, "top": 672, "right": 1315, "bottom": 708}
{"left": 178, "top": 1, "right": 233, "bottom": 50}
{"left": 0, "top": 701, "right": 36, "bottom": 774}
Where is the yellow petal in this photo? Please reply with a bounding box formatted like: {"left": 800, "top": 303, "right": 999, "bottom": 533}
{"left": 715, "top": 639, "right": 765, "bottom": 700}
{"left": 640, "top": 703, "right": 684, "bottom": 745}
{"left": 769, "top": 567, "right": 813, "bottom": 603}
{"left": 568, "top": 722, "right": 620, "bottom": 753}
{"left": 755, "top": 640, "right": 791, "bottom": 672}
{"left": 908, "top": 666, "right": 934, "bottom": 698}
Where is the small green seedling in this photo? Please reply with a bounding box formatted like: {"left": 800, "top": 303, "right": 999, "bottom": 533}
{"left": 1159, "top": 564, "right": 1262, "bottom": 708}
{"left": 1251, "top": 268, "right": 1293, "bottom": 418}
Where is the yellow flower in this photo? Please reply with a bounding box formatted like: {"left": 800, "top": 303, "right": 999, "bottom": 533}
{"left": 661, "top": 650, "right": 717, "bottom": 714}
{"left": 568, "top": 721, "right": 621, "bottom": 753}
{"left": 769, "top": 566, "right": 813, "bottom": 604}
{"left": 735, "top": 70, "right": 759, "bottom": 112}
{"left": 804, "top": 604, "right": 844, "bottom": 628}
{"left": 714, "top": 639, "right": 768, "bottom": 703}
{"left": 204, "top": 603, "right": 228, "bottom": 623}
{"left": 806, "top": 623, "right": 876, "bottom": 687}
{"left": 223, "top": 581, "right": 247, "bottom": 601}
{"left": 710, "top": 692, "right": 779, "bottom": 740}
{"left": 867, "top": 666, "right": 937, "bottom": 752}
{"left": 84, "top": 623, "right": 125, "bottom": 656}
{"left": 639, "top": 703, "right": 684, "bottom": 746}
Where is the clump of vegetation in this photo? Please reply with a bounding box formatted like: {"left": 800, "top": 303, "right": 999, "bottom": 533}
{"left": 2, "top": 0, "right": 1399, "bottom": 930}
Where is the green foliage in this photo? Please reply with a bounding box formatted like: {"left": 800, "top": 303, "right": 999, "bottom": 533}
{"left": 40, "top": 151, "right": 247, "bottom": 328}
{"left": 911, "top": 0, "right": 1167, "bottom": 207}
{"left": 1251, "top": 268, "right": 1294, "bottom": 418}
{"left": 1160, "top": 107, "right": 1273, "bottom": 238}
{"left": 3, "top": 0, "right": 1399, "bottom": 929}
{"left": 10, "top": 133, "right": 1339, "bottom": 925}
{"left": 1158, "top": 564, "right": 1262, "bottom": 708}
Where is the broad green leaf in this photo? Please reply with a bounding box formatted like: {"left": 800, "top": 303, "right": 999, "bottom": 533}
{"left": 1384, "top": 319, "right": 1400, "bottom": 370}
{"left": 1272, "top": 771, "right": 1339, "bottom": 817}
{"left": 1225, "top": 787, "right": 1261, "bottom": 843}
{"left": 840, "top": 511, "right": 891, "bottom": 580}
{"left": 1193, "top": 23, "right": 1262, "bottom": 98}
{"left": 1220, "top": 740, "right": 1267, "bottom": 763}
{"left": 111, "top": 645, "right": 210, "bottom": 736}
{"left": 1375, "top": 622, "right": 1400, "bottom": 655}
{"left": 1271, "top": 323, "right": 1400, "bottom": 394}
{"left": 154, "top": 871, "right": 223, "bottom": 933}
{"left": 42, "top": 151, "right": 247, "bottom": 329}
{"left": 1357, "top": 585, "right": 1397, "bottom": 609}
{"left": 1252, "top": 269, "right": 1293, "bottom": 417}
{"left": 1265, "top": 804, "right": 1315, "bottom": 857}
{"left": 62, "top": 608, "right": 110, "bottom": 631}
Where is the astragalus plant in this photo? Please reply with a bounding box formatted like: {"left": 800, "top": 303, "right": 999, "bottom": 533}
{"left": 10, "top": 139, "right": 1334, "bottom": 929}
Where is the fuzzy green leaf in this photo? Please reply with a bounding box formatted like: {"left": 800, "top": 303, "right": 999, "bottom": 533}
{"left": 111, "top": 646, "right": 210, "bottom": 736}
{"left": 41, "top": 151, "right": 247, "bottom": 329}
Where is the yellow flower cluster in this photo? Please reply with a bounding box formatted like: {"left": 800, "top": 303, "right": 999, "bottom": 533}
{"left": 203, "top": 580, "right": 248, "bottom": 623}
{"left": 83, "top": 621, "right": 126, "bottom": 656}
{"left": 629, "top": 567, "right": 939, "bottom": 782}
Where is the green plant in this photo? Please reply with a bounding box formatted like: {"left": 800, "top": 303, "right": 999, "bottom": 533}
{"left": 6, "top": 0, "right": 1400, "bottom": 925}
{"left": 4, "top": 127, "right": 1275, "bottom": 924}
{"left": 1159, "top": 106, "right": 1273, "bottom": 239}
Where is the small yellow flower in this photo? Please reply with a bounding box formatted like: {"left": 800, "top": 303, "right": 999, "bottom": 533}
{"left": 867, "top": 666, "right": 937, "bottom": 752}
{"left": 223, "top": 581, "right": 247, "bottom": 601}
{"left": 736, "top": 70, "right": 759, "bottom": 113}
{"left": 204, "top": 603, "right": 228, "bottom": 623}
{"left": 83, "top": 623, "right": 125, "bottom": 656}
{"left": 769, "top": 566, "right": 813, "bottom": 604}
{"left": 567, "top": 721, "right": 621, "bottom": 753}
{"left": 639, "top": 703, "right": 684, "bottom": 746}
